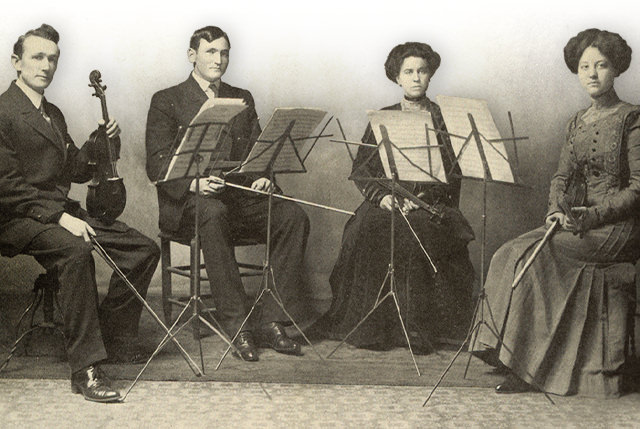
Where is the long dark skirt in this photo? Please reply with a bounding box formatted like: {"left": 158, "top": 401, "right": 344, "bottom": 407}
{"left": 321, "top": 201, "right": 475, "bottom": 350}
{"left": 470, "top": 220, "right": 640, "bottom": 397}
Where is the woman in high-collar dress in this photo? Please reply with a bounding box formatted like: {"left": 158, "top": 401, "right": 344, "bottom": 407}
{"left": 317, "top": 42, "right": 476, "bottom": 351}
{"left": 470, "top": 29, "right": 640, "bottom": 398}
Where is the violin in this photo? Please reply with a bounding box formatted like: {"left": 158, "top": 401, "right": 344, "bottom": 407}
{"left": 86, "top": 70, "right": 126, "bottom": 224}
{"left": 376, "top": 179, "right": 445, "bottom": 221}
{"left": 558, "top": 169, "right": 587, "bottom": 236}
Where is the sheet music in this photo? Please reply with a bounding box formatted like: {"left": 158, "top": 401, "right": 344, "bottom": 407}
{"left": 436, "top": 95, "right": 514, "bottom": 183}
{"left": 367, "top": 110, "right": 446, "bottom": 183}
{"left": 239, "top": 108, "right": 327, "bottom": 174}
{"left": 162, "top": 99, "right": 247, "bottom": 181}
{"left": 191, "top": 98, "right": 246, "bottom": 125}
{"left": 257, "top": 108, "right": 327, "bottom": 143}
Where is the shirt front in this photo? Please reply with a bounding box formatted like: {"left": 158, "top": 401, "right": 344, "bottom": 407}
{"left": 192, "top": 71, "right": 221, "bottom": 99}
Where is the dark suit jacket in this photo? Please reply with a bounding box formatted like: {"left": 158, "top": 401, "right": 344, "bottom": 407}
{"left": 145, "top": 75, "right": 261, "bottom": 233}
{"left": 0, "top": 82, "right": 91, "bottom": 256}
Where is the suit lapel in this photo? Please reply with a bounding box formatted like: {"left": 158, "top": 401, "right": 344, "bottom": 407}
{"left": 182, "top": 75, "right": 209, "bottom": 120}
{"left": 9, "top": 83, "right": 64, "bottom": 153}
{"left": 218, "top": 82, "right": 231, "bottom": 98}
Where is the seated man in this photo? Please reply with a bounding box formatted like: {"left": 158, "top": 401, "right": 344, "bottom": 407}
{"left": 0, "top": 24, "right": 160, "bottom": 403}
{"left": 145, "top": 26, "right": 309, "bottom": 361}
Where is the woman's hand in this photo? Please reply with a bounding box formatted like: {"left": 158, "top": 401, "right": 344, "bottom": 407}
{"left": 401, "top": 197, "right": 420, "bottom": 213}
{"left": 380, "top": 194, "right": 400, "bottom": 212}
{"left": 570, "top": 206, "right": 599, "bottom": 233}
{"left": 545, "top": 211, "right": 572, "bottom": 230}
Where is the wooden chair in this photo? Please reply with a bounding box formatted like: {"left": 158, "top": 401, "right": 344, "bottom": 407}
{"left": 159, "top": 231, "right": 263, "bottom": 325}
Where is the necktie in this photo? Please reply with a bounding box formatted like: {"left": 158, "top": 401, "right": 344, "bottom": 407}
{"left": 207, "top": 82, "right": 218, "bottom": 99}
{"left": 40, "top": 101, "right": 67, "bottom": 153}
{"left": 39, "top": 102, "right": 52, "bottom": 125}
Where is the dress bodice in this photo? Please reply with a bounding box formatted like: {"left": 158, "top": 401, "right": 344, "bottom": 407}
{"left": 548, "top": 101, "right": 640, "bottom": 225}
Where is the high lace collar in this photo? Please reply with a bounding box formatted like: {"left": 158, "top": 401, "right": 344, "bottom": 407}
{"left": 401, "top": 95, "right": 429, "bottom": 111}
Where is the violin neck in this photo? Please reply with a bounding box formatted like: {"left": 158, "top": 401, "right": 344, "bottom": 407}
{"left": 100, "top": 96, "right": 110, "bottom": 124}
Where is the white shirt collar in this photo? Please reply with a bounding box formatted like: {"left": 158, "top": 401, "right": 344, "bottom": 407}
{"left": 15, "top": 78, "right": 44, "bottom": 109}
{"left": 191, "top": 71, "right": 220, "bottom": 94}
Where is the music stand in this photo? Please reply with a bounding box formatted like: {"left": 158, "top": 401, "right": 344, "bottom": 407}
{"left": 215, "top": 108, "right": 330, "bottom": 369}
{"left": 89, "top": 239, "right": 202, "bottom": 401}
{"left": 327, "top": 110, "right": 447, "bottom": 376}
{"left": 422, "top": 96, "right": 554, "bottom": 406}
{"left": 149, "top": 99, "right": 248, "bottom": 376}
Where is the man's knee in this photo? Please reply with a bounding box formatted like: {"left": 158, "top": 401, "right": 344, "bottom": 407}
{"left": 143, "top": 237, "right": 161, "bottom": 264}
{"left": 199, "top": 199, "right": 230, "bottom": 230}
{"left": 278, "top": 202, "right": 310, "bottom": 234}
{"left": 59, "top": 239, "right": 94, "bottom": 266}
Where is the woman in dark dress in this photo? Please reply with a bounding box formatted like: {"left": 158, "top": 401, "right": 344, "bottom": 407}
{"left": 319, "top": 42, "right": 476, "bottom": 351}
{"left": 470, "top": 29, "right": 640, "bottom": 398}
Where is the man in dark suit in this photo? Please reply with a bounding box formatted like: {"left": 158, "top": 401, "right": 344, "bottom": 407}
{"left": 146, "top": 26, "right": 309, "bottom": 361}
{"left": 0, "top": 24, "right": 160, "bottom": 403}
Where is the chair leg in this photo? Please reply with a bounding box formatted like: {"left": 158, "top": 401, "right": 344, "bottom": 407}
{"left": 161, "top": 237, "right": 173, "bottom": 325}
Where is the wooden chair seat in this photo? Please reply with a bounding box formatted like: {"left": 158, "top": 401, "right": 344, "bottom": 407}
{"left": 158, "top": 231, "right": 263, "bottom": 325}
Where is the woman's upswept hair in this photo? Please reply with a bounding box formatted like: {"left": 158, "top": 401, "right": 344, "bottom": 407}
{"left": 384, "top": 42, "right": 441, "bottom": 82}
{"left": 564, "top": 28, "right": 631, "bottom": 76}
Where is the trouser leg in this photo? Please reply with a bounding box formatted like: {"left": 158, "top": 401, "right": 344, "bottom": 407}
{"left": 88, "top": 219, "right": 160, "bottom": 341}
{"left": 236, "top": 198, "right": 310, "bottom": 324}
{"left": 191, "top": 197, "right": 248, "bottom": 334}
{"left": 25, "top": 227, "right": 106, "bottom": 373}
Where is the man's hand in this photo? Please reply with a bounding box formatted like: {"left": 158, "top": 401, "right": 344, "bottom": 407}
{"left": 98, "top": 119, "right": 121, "bottom": 139}
{"left": 58, "top": 212, "right": 95, "bottom": 242}
{"left": 190, "top": 176, "right": 226, "bottom": 195}
{"left": 251, "top": 177, "right": 274, "bottom": 193}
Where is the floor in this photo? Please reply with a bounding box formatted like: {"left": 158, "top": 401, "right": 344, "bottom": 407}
{"left": 1, "top": 379, "right": 640, "bottom": 428}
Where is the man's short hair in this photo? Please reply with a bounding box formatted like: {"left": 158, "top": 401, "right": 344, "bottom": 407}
{"left": 189, "top": 26, "right": 230, "bottom": 51}
{"left": 13, "top": 24, "right": 60, "bottom": 58}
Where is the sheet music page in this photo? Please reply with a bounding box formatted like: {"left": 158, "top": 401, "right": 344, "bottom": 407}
{"left": 191, "top": 98, "right": 247, "bottom": 126}
{"left": 367, "top": 110, "right": 446, "bottom": 183}
{"left": 258, "top": 108, "right": 326, "bottom": 142}
{"left": 239, "top": 108, "right": 327, "bottom": 174}
{"left": 162, "top": 99, "right": 246, "bottom": 181}
{"left": 436, "top": 95, "right": 514, "bottom": 183}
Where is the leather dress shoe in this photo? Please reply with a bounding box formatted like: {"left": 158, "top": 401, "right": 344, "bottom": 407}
{"left": 232, "top": 330, "right": 259, "bottom": 362}
{"left": 256, "top": 322, "right": 303, "bottom": 356}
{"left": 495, "top": 374, "right": 533, "bottom": 394}
{"left": 71, "top": 365, "right": 121, "bottom": 403}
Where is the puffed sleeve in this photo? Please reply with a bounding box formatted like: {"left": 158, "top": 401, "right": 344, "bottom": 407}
{"left": 591, "top": 110, "right": 640, "bottom": 224}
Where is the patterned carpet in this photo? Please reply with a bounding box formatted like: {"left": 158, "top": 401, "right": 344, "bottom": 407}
{"left": 2, "top": 379, "right": 640, "bottom": 428}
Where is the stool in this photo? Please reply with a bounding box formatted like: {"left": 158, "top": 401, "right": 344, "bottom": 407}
{"left": 0, "top": 270, "right": 65, "bottom": 372}
{"left": 159, "top": 231, "right": 263, "bottom": 325}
